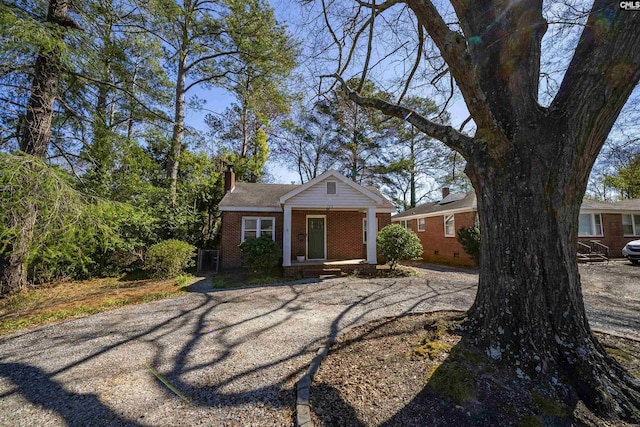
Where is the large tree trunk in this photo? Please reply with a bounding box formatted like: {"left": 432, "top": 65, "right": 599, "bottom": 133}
{"left": 6, "top": 0, "right": 73, "bottom": 295}
{"left": 465, "top": 122, "right": 640, "bottom": 418}
{"left": 19, "top": 0, "right": 71, "bottom": 157}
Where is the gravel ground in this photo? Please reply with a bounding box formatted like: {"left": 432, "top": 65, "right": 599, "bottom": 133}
{"left": 0, "top": 261, "right": 637, "bottom": 426}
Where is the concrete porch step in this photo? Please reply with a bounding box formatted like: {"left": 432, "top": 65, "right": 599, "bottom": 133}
{"left": 578, "top": 253, "right": 608, "bottom": 263}
{"left": 302, "top": 268, "right": 343, "bottom": 278}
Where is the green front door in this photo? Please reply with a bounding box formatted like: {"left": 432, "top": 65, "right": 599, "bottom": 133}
{"left": 307, "top": 217, "right": 325, "bottom": 259}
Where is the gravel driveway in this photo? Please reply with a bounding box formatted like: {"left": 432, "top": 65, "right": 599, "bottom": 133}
{"left": 0, "top": 261, "right": 637, "bottom": 426}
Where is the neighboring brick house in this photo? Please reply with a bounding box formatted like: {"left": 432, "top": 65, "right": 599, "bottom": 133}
{"left": 393, "top": 189, "right": 640, "bottom": 266}
{"left": 218, "top": 168, "right": 394, "bottom": 274}
{"left": 392, "top": 189, "right": 478, "bottom": 266}
{"left": 576, "top": 199, "right": 640, "bottom": 258}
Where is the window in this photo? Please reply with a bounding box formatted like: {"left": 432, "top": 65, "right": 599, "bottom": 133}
{"left": 399, "top": 219, "right": 412, "bottom": 232}
{"left": 417, "top": 218, "right": 426, "bottom": 232}
{"left": 622, "top": 214, "right": 640, "bottom": 236}
{"left": 326, "top": 181, "right": 337, "bottom": 195}
{"left": 578, "top": 213, "right": 603, "bottom": 237}
{"left": 241, "top": 217, "right": 275, "bottom": 242}
{"left": 363, "top": 218, "right": 379, "bottom": 243}
{"left": 444, "top": 215, "right": 455, "bottom": 237}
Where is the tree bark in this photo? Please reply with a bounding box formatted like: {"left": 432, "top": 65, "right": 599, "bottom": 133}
{"left": 19, "top": 0, "right": 71, "bottom": 157}
{"left": 464, "top": 119, "right": 640, "bottom": 419}
{"left": 167, "top": 50, "right": 187, "bottom": 205}
{"left": 6, "top": 0, "right": 74, "bottom": 295}
{"left": 2, "top": 203, "right": 38, "bottom": 295}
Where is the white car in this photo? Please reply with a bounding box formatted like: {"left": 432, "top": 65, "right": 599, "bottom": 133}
{"left": 622, "top": 240, "right": 640, "bottom": 265}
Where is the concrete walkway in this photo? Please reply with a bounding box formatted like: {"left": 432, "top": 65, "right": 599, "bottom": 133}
{"left": 0, "top": 263, "right": 637, "bottom": 426}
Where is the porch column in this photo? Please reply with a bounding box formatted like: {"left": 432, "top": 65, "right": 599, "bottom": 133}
{"left": 283, "top": 205, "right": 292, "bottom": 267}
{"left": 366, "top": 207, "right": 377, "bottom": 264}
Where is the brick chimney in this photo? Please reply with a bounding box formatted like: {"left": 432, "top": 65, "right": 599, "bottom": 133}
{"left": 224, "top": 165, "right": 235, "bottom": 193}
{"left": 442, "top": 187, "right": 450, "bottom": 199}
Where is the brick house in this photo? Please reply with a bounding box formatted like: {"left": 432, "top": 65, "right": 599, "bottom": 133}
{"left": 218, "top": 168, "right": 394, "bottom": 275}
{"left": 392, "top": 189, "right": 640, "bottom": 266}
{"left": 576, "top": 199, "right": 640, "bottom": 259}
{"left": 392, "top": 189, "right": 478, "bottom": 266}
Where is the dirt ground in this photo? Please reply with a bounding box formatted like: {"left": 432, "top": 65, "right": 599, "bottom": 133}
{"left": 310, "top": 312, "right": 640, "bottom": 427}
{"left": 310, "top": 260, "right": 640, "bottom": 427}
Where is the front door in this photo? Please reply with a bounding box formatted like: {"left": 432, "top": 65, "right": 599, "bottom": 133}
{"left": 307, "top": 217, "right": 325, "bottom": 260}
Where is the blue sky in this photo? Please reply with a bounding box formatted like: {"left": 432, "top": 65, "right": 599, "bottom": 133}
{"left": 185, "top": 0, "right": 472, "bottom": 185}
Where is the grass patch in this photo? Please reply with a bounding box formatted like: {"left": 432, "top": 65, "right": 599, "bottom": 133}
{"left": 175, "top": 274, "right": 195, "bottom": 288}
{"left": 2, "top": 291, "right": 44, "bottom": 311}
{"left": 209, "top": 268, "right": 290, "bottom": 289}
{"left": 0, "top": 276, "right": 194, "bottom": 336}
{"left": 211, "top": 276, "right": 233, "bottom": 289}
{"left": 245, "top": 274, "right": 284, "bottom": 286}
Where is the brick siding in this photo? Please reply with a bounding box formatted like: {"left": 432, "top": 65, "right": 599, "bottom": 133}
{"left": 399, "top": 211, "right": 637, "bottom": 266}
{"left": 221, "top": 210, "right": 391, "bottom": 269}
{"left": 399, "top": 211, "right": 477, "bottom": 267}
{"left": 220, "top": 211, "right": 284, "bottom": 269}
{"left": 291, "top": 211, "right": 390, "bottom": 262}
{"left": 578, "top": 213, "right": 640, "bottom": 258}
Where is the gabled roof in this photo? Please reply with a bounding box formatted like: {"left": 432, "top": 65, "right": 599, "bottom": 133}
{"left": 393, "top": 192, "right": 477, "bottom": 220}
{"left": 219, "top": 170, "right": 395, "bottom": 211}
{"left": 279, "top": 170, "right": 383, "bottom": 204}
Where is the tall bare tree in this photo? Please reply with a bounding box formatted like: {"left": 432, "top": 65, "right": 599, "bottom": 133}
{"left": 321, "top": 0, "right": 640, "bottom": 420}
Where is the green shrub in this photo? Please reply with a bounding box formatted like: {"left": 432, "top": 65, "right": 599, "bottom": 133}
{"left": 377, "top": 224, "right": 423, "bottom": 270}
{"left": 239, "top": 236, "right": 281, "bottom": 273}
{"left": 457, "top": 226, "right": 480, "bottom": 264}
{"left": 144, "top": 240, "right": 196, "bottom": 278}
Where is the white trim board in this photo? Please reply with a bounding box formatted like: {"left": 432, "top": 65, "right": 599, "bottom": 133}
{"left": 279, "top": 170, "right": 382, "bottom": 204}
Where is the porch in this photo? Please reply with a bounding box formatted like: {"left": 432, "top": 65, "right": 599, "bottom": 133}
{"left": 281, "top": 206, "right": 380, "bottom": 268}
{"left": 283, "top": 258, "right": 376, "bottom": 278}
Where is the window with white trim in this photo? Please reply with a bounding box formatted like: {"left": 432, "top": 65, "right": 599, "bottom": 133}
{"left": 444, "top": 215, "right": 455, "bottom": 237}
{"left": 578, "top": 213, "right": 603, "bottom": 237}
{"left": 417, "top": 218, "right": 426, "bottom": 232}
{"left": 399, "top": 219, "right": 412, "bottom": 232}
{"left": 363, "top": 218, "right": 379, "bottom": 243}
{"left": 241, "top": 217, "right": 275, "bottom": 242}
{"left": 326, "top": 181, "right": 337, "bottom": 195}
{"left": 622, "top": 214, "right": 640, "bottom": 236}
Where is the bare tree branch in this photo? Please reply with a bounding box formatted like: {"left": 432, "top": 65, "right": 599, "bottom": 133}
{"left": 405, "top": 0, "right": 508, "bottom": 154}
{"left": 398, "top": 23, "right": 424, "bottom": 104}
{"left": 330, "top": 74, "right": 474, "bottom": 158}
{"left": 551, "top": 0, "right": 640, "bottom": 155}
{"left": 358, "top": 0, "right": 376, "bottom": 92}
